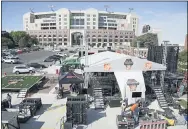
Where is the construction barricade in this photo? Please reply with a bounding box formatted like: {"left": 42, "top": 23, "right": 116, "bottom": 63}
{"left": 139, "top": 120, "right": 167, "bottom": 129}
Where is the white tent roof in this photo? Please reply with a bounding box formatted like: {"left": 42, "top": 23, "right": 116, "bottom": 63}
{"left": 84, "top": 51, "right": 166, "bottom": 72}
{"left": 80, "top": 51, "right": 126, "bottom": 66}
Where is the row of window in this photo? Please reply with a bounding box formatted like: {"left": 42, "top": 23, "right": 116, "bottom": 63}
{"left": 59, "top": 22, "right": 67, "bottom": 25}
{"left": 87, "top": 26, "right": 96, "bottom": 29}
{"left": 59, "top": 18, "right": 67, "bottom": 21}
{"left": 59, "top": 14, "right": 67, "bottom": 17}
{"left": 41, "top": 23, "right": 56, "bottom": 26}
{"left": 43, "top": 20, "right": 56, "bottom": 23}
{"left": 87, "top": 22, "right": 96, "bottom": 25}
{"left": 38, "top": 35, "right": 67, "bottom": 37}
{"left": 87, "top": 18, "right": 96, "bottom": 21}
{"left": 87, "top": 14, "right": 96, "bottom": 17}
{"left": 41, "top": 43, "right": 68, "bottom": 46}
{"left": 71, "top": 13, "right": 85, "bottom": 17}
{"left": 99, "top": 23, "right": 117, "bottom": 26}
{"left": 38, "top": 38, "right": 67, "bottom": 41}
{"left": 87, "top": 38, "right": 132, "bottom": 42}
{"left": 87, "top": 35, "right": 133, "bottom": 38}
{"left": 34, "top": 35, "right": 133, "bottom": 38}
{"left": 70, "top": 19, "right": 84, "bottom": 25}
{"left": 41, "top": 27, "right": 57, "bottom": 30}
{"left": 89, "top": 43, "right": 112, "bottom": 47}
{"left": 86, "top": 31, "right": 134, "bottom": 35}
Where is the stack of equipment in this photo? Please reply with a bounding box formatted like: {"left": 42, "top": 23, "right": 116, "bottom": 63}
{"left": 66, "top": 96, "right": 88, "bottom": 125}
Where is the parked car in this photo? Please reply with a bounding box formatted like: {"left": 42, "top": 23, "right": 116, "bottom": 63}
{"left": 3, "top": 57, "right": 19, "bottom": 64}
{"left": 53, "top": 49, "right": 61, "bottom": 52}
{"left": 13, "top": 65, "right": 35, "bottom": 74}
{"left": 55, "top": 52, "right": 67, "bottom": 57}
{"left": 44, "top": 55, "right": 61, "bottom": 62}
{"left": 22, "top": 48, "right": 30, "bottom": 53}
{"left": 7, "top": 55, "right": 19, "bottom": 59}
{"left": 31, "top": 46, "right": 40, "bottom": 51}
{"left": 27, "top": 63, "right": 47, "bottom": 69}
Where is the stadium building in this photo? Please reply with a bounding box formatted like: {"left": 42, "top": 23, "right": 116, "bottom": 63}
{"left": 23, "top": 8, "right": 139, "bottom": 48}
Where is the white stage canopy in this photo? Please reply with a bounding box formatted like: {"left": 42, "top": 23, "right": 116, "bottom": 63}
{"left": 82, "top": 51, "right": 166, "bottom": 104}
{"left": 84, "top": 52, "right": 166, "bottom": 72}
{"left": 80, "top": 51, "right": 125, "bottom": 67}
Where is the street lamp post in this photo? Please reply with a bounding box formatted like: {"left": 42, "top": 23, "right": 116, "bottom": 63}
{"left": 104, "top": 5, "right": 114, "bottom": 50}
{"left": 137, "top": 41, "right": 140, "bottom": 57}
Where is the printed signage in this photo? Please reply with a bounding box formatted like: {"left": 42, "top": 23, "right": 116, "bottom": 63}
{"left": 144, "top": 62, "right": 152, "bottom": 70}
{"left": 66, "top": 76, "right": 76, "bottom": 79}
{"left": 124, "top": 59, "right": 133, "bottom": 70}
{"left": 126, "top": 79, "right": 140, "bottom": 91}
{"left": 104, "top": 63, "right": 111, "bottom": 71}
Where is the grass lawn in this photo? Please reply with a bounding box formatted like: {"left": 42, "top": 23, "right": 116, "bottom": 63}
{"left": 179, "top": 99, "right": 188, "bottom": 109}
{"left": 2, "top": 75, "right": 43, "bottom": 90}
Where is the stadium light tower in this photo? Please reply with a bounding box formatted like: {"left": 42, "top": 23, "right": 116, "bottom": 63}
{"left": 49, "top": 5, "right": 55, "bottom": 12}
{"left": 104, "top": 5, "right": 114, "bottom": 49}
{"left": 129, "top": 8, "right": 134, "bottom": 13}
{"left": 48, "top": 5, "right": 57, "bottom": 50}
{"left": 29, "top": 8, "right": 34, "bottom": 13}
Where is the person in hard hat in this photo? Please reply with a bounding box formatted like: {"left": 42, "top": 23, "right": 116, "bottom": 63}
{"left": 6, "top": 93, "right": 12, "bottom": 108}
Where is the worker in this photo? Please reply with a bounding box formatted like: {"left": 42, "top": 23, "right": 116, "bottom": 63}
{"left": 121, "top": 99, "right": 132, "bottom": 116}
{"left": 6, "top": 93, "right": 12, "bottom": 108}
{"left": 178, "top": 84, "right": 185, "bottom": 97}
{"left": 131, "top": 100, "right": 141, "bottom": 125}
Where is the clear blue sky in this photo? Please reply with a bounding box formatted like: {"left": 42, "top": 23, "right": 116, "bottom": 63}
{"left": 2, "top": 2, "right": 187, "bottom": 45}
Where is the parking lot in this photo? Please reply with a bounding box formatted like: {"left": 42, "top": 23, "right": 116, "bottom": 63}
{"left": 2, "top": 50, "right": 56, "bottom": 74}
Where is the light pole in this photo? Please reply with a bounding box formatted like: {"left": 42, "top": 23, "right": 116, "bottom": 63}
{"left": 49, "top": 5, "right": 56, "bottom": 50}
{"left": 137, "top": 41, "right": 140, "bottom": 57}
{"left": 104, "top": 5, "right": 114, "bottom": 50}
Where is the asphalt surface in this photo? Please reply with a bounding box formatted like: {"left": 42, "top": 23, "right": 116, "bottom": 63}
{"left": 2, "top": 50, "right": 56, "bottom": 74}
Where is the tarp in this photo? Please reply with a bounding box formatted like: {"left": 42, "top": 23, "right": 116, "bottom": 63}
{"left": 114, "top": 71, "right": 146, "bottom": 105}
{"left": 58, "top": 71, "right": 84, "bottom": 84}
{"left": 84, "top": 54, "right": 166, "bottom": 72}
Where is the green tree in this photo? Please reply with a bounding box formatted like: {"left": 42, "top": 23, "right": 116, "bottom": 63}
{"left": 18, "top": 35, "right": 31, "bottom": 48}
{"left": 10, "top": 31, "right": 27, "bottom": 46}
{"left": 178, "top": 50, "right": 188, "bottom": 73}
{"left": 131, "top": 33, "right": 158, "bottom": 48}
{"left": 2, "top": 37, "right": 14, "bottom": 48}
{"left": 29, "top": 37, "right": 39, "bottom": 46}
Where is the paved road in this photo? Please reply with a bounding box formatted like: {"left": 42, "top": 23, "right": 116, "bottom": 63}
{"left": 2, "top": 50, "right": 56, "bottom": 74}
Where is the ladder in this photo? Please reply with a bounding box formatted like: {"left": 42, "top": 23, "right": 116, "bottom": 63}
{"left": 153, "top": 86, "right": 169, "bottom": 109}
{"left": 17, "top": 88, "right": 28, "bottom": 98}
{"left": 93, "top": 88, "right": 104, "bottom": 109}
